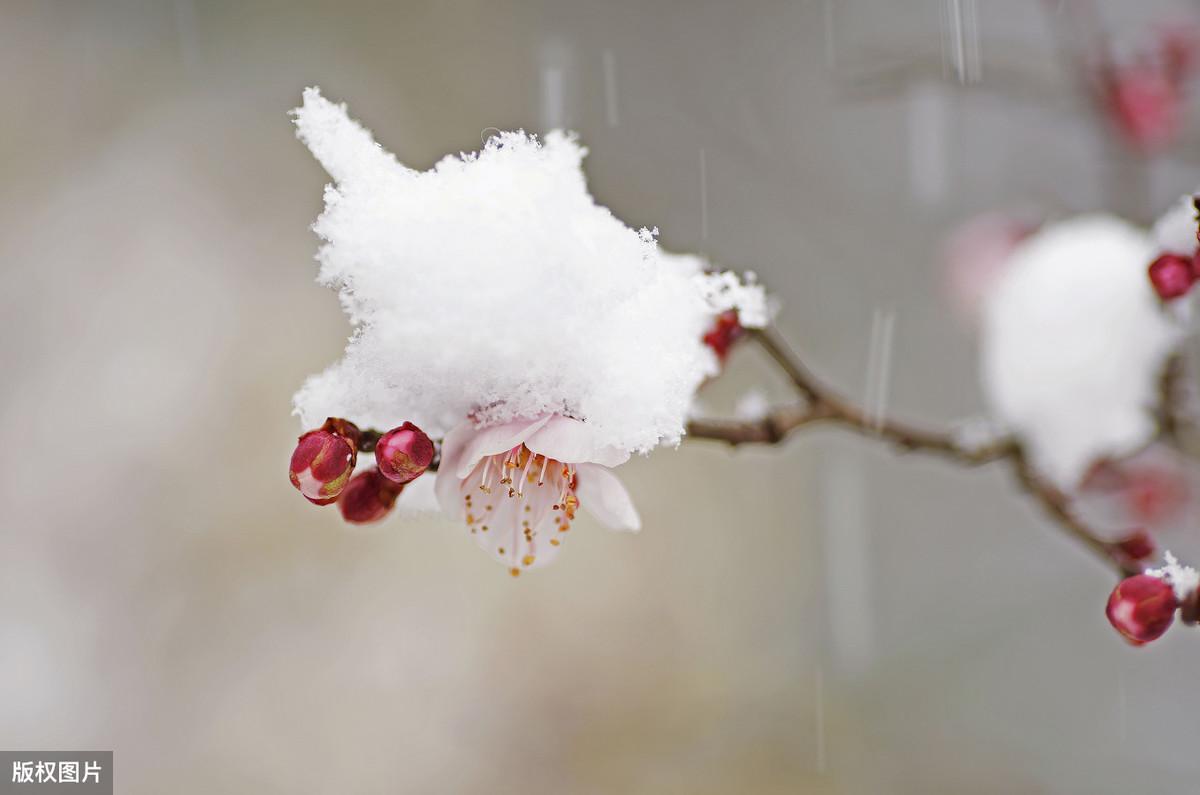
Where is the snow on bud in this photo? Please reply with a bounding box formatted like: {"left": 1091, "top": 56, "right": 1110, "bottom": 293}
{"left": 1150, "top": 191, "right": 1200, "bottom": 256}
{"left": 289, "top": 418, "right": 360, "bottom": 503}
{"left": 375, "top": 421, "right": 435, "bottom": 484}
{"left": 1148, "top": 253, "right": 1195, "bottom": 300}
{"left": 1106, "top": 574, "right": 1177, "bottom": 645}
{"left": 338, "top": 468, "right": 404, "bottom": 524}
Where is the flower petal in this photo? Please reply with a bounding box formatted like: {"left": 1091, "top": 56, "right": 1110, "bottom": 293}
{"left": 575, "top": 463, "right": 641, "bottom": 532}
{"left": 461, "top": 462, "right": 567, "bottom": 573}
{"left": 524, "top": 415, "right": 630, "bottom": 468}
{"left": 434, "top": 421, "right": 477, "bottom": 520}
{"left": 454, "top": 415, "right": 553, "bottom": 479}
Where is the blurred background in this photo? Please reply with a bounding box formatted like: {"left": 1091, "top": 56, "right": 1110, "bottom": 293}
{"left": 3, "top": 1, "right": 1200, "bottom": 792}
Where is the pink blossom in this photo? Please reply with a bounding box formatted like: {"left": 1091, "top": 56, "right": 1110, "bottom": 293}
{"left": 435, "top": 415, "right": 640, "bottom": 575}
{"left": 1107, "top": 65, "right": 1182, "bottom": 153}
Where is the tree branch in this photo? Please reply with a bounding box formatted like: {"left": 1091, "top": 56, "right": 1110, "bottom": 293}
{"left": 686, "top": 326, "right": 1135, "bottom": 577}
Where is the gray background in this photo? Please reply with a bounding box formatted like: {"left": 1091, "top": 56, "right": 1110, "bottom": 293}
{"left": 2, "top": 1, "right": 1199, "bottom": 793}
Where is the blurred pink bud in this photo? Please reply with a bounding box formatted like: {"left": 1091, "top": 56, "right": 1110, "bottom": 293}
{"left": 1106, "top": 574, "right": 1177, "bottom": 645}
{"left": 1107, "top": 66, "right": 1182, "bottom": 152}
{"left": 1124, "top": 466, "right": 1190, "bottom": 526}
{"left": 338, "top": 468, "right": 403, "bottom": 524}
{"left": 1113, "top": 529, "right": 1156, "bottom": 562}
{"left": 1148, "top": 253, "right": 1195, "bottom": 300}
{"left": 942, "top": 213, "right": 1037, "bottom": 324}
{"left": 375, "top": 421, "right": 435, "bottom": 484}
{"left": 289, "top": 418, "right": 360, "bottom": 503}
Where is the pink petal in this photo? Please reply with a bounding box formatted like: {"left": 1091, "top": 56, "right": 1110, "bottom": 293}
{"left": 467, "top": 475, "right": 565, "bottom": 572}
{"left": 434, "top": 421, "right": 477, "bottom": 519}
{"left": 454, "top": 415, "right": 553, "bottom": 479}
{"left": 575, "top": 463, "right": 641, "bottom": 532}
{"left": 524, "top": 415, "right": 630, "bottom": 468}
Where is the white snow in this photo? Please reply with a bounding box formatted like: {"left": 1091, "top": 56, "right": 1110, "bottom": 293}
{"left": 733, "top": 389, "right": 770, "bottom": 421}
{"left": 980, "top": 215, "right": 1184, "bottom": 488}
{"left": 950, "top": 415, "right": 1009, "bottom": 453}
{"left": 1150, "top": 192, "right": 1198, "bottom": 256}
{"left": 694, "top": 267, "right": 769, "bottom": 327}
{"left": 1145, "top": 550, "right": 1200, "bottom": 601}
{"left": 291, "top": 87, "right": 763, "bottom": 453}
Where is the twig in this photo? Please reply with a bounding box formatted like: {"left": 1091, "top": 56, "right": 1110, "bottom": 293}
{"left": 1157, "top": 353, "right": 1186, "bottom": 444}
{"left": 686, "top": 326, "right": 1133, "bottom": 577}
{"left": 690, "top": 327, "right": 1017, "bottom": 465}
{"left": 1010, "top": 450, "right": 1139, "bottom": 577}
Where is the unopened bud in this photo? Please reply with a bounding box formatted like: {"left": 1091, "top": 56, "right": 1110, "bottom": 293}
{"left": 289, "top": 426, "right": 357, "bottom": 504}
{"left": 702, "top": 310, "right": 745, "bottom": 362}
{"left": 1148, "top": 253, "right": 1195, "bottom": 300}
{"left": 1113, "top": 529, "right": 1156, "bottom": 563}
{"left": 375, "top": 422, "right": 435, "bottom": 484}
{"left": 1106, "top": 574, "right": 1177, "bottom": 645}
{"left": 339, "top": 468, "right": 404, "bottom": 524}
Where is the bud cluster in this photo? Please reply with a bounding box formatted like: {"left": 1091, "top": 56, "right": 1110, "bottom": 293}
{"left": 288, "top": 417, "right": 435, "bottom": 524}
{"left": 1106, "top": 551, "right": 1200, "bottom": 645}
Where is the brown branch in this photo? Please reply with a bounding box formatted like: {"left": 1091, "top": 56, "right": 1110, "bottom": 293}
{"left": 1157, "top": 353, "right": 1186, "bottom": 444}
{"left": 1010, "top": 450, "right": 1139, "bottom": 577}
{"left": 691, "top": 327, "right": 1017, "bottom": 465}
{"left": 686, "top": 326, "right": 1133, "bottom": 577}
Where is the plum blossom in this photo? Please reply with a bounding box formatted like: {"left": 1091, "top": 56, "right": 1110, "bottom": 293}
{"left": 287, "top": 86, "right": 766, "bottom": 570}
{"left": 435, "top": 414, "right": 640, "bottom": 574}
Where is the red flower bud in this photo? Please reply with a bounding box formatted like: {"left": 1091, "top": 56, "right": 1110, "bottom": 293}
{"left": 289, "top": 422, "right": 358, "bottom": 504}
{"left": 375, "top": 422, "right": 435, "bottom": 484}
{"left": 1113, "top": 529, "right": 1156, "bottom": 563}
{"left": 1106, "top": 574, "right": 1177, "bottom": 645}
{"left": 1148, "top": 253, "right": 1195, "bottom": 300}
{"left": 703, "top": 310, "right": 745, "bottom": 362}
{"left": 338, "top": 468, "right": 403, "bottom": 524}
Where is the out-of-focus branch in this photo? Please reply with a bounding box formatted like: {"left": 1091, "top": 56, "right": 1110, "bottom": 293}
{"left": 686, "top": 326, "right": 1136, "bottom": 577}
{"left": 1157, "top": 354, "right": 1186, "bottom": 443}
{"left": 1011, "top": 450, "right": 1140, "bottom": 577}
